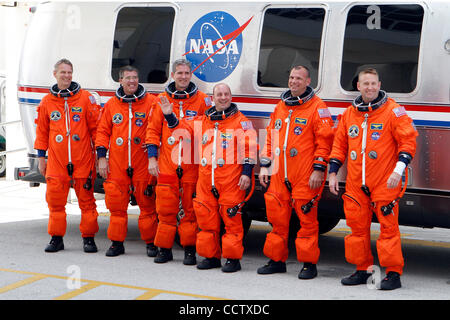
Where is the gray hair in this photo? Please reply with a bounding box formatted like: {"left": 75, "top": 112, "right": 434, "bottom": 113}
{"left": 54, "top": 58, "right": 73, "bottom": 72}
{"left": 172, "top": 59, "right": 192, "bottom": 73}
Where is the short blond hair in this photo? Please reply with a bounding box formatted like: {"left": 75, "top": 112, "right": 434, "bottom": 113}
{"left": 358, "top": 68, "right": 379, "bottom": 81}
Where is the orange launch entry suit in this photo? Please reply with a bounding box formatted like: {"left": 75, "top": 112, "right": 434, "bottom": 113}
{"left": 329, "top": 91, "right": 417, "bottom": 275}
{"left": 34, "top": 82, "right": 100, "bottom": 238}
{"left": 95, "top": 85, "right": 158, "bottom": 243}
{"left": 260, "top": 87, "right": 334, "bottom": 264}
{"left": 163, "top": 103, "right": 257, "bottom": 260}
{"left": 145, "top": 82, "right": 209, "bottom": 249}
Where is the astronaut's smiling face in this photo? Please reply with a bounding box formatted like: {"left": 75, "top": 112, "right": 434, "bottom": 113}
{"left": 213, "top": 84, "right": 232, "bottom": 112}
{"left": 357, "top": 73, "right": 381, "bottom": 104}
{"left": 120, "top": 70, "right": 139, "bottom": 95}
{"left": 53, "top": 63, "right": 73, "bottom": 90}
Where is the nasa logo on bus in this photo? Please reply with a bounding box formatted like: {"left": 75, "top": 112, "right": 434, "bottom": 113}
{"left": 184, "top": 11, "right": 253, "bottom": 82}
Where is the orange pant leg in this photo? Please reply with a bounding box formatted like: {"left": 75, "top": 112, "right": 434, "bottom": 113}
{"left": 342, "top": 193, "right": 374, "bottom": 271}
{"left": 293, "top": 199, "right": 320, "bottom": 264}
{"left": 178, "top": 181, "right": 198, "bottom": 247}
{"left": 193, "top": 178, "right": 221, "bottom": 259}
{"left": 104, "top": 180, "right": 130, "bottom": 242}
{"left": 73, "top": 178, "right": 99, "bottom": 238}
{"left": 134, "top": 180, "right": 158, "bottom": 244}
{"left": 374, "top": 201, "right": 404, "bottom": 275}
{"left": 154, "top": 173, "right": 179, "bottom": 249}
{"left": 263, "top": 176, "right": 292, "bottom": 262}
{"left": 46, "top": 177, "right": 70, "bottom": 236}
{"left": 219, "top": 205, "right": 244, "bottom": 259}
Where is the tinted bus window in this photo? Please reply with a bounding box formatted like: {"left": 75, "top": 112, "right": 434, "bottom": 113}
{"left": 341, "top": 5, "right": 424, "bottom": 93}
{"left": 258, "top": 8, "right": 325, "bottom": 89}
{"left": 112, "top": 7, "right": 175, "bottom": 83}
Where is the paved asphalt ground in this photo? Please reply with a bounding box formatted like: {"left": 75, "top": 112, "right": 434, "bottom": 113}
{"left": 0, "top": 179, "right": 448, "bottom": 315}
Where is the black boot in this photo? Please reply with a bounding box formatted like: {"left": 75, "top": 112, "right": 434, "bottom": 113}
{"left": 154, "top": 248, "right": 173, "bottom": 263}
{"left": 222, "top": 259, "right": 241, "bottom": 273}
{"left": 83, "top": 237, "right": 98, "bottom": 253}
{"left": 105, "top": 241, "right": 125, "bottom": 257}
{"left": 146, "top": 243, "right": 158, "bottom": 257}
{"left": 197, "top": 257, "right": 221, "bottom": 270}
{"left": 45, "top": 236, "right": 64, "bottom": 252}
{"left": 341, "top": 270, "right": 372, "bottom": 286}
{"left": 380, "top": 272, "right": 402, "bottom": 290}
{"left": 298, "top": 263, "right": 317, "bottom": 280}
{"left": 183, "top": 246, "right": 197, "bottom": 265}
{"left": 257, "top": 259, "right": 286, "bottom": 274}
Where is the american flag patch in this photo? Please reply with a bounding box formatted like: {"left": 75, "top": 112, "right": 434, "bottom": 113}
{"left": 318, "top": 108, "right": 331, "bottom": 118}
{"left": 240, "top": 121, "right": 253, "bottom": 130}
{"left": 205, "top": 97, "right": 212, "bottom": 107}
{"left": 89, "top": 95, "right": 97, "bottom": 104}
{"left": 393, "top": 106, "right": 407, "bottom": 117}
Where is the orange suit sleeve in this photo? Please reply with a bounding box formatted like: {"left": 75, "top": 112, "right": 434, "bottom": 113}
{"left": 329, "top": 108, "right": 350, "bottom": 165}
{"left": 85, "top": 93, "right": 101, "bottom": 143}
{"left": 34, "top": 96, "right": 50, "bottom": 151}
{"left": 95, "top": 100, "right": 113, "bottom": 150}
{"left": 260, "top": 104, "right": 280, "bottom": 161}
{"left": 145, "top": 95, "right": 164, "bottom": 147}
{"left": 236, "top": 114, "right": 258, "bottom": 164}
{"left": 392, "top": 108, "right": 418, "bottom": 159}
{"left": 313, "top": 104, "right": 335, "bottom": 163}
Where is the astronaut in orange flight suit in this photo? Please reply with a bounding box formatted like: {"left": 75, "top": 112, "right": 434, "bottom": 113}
{"left": 157, "top": 83, "right": 257, "bottom": 273}
{"left": 329, "top": 68, "right": 417, "bottom": 290}
{"left": 257, "top": 66, "right": 334, "bottom": 279}
{"left": 146, "top": 59, "right": 209, "bottom": 265}
{"left": 35, "top": 59, "right": 100, "bottom": 253}
{"left": 96, "top": 66, "right": 158, "bottom": 257}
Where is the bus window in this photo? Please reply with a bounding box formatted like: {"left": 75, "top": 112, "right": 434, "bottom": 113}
{"left": 111, "top": 6, "right": 175, "bottom": 84}
{"left": 258, "top": 7, "right": 325, "bottom": 89}
{"left": 341, "top": 4, "right": 424, "bottom": 93}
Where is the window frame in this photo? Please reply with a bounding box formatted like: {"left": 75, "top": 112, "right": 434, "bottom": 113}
{"left": 339, "top": 2, "right": 427, "bottom": 97}
{"left": 110, "top": 3, "right": 179, "bottom": 87}
{"left": 255, "top": 3, "right": 330, "bottom": 94}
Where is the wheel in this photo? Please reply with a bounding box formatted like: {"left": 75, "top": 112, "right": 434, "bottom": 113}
{"left": 317, "top": 215, "right": 341, "bottom": 234}
{"left": 288, "top": 210, "right": 341, "bottom": 236}
{"left": 241, "top": 210, "right": 252, "bottom": 238}
{"left": 0, "top": 155, "right": 6, "bottom": 177}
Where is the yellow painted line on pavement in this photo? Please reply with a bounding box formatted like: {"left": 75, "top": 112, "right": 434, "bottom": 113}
{"left": 135, "top": 289, "right": 163, "bottom": 300}
{"left": 0, "top": 274, "right": 47, "bottom": 294}
{"left": 53, "top": 282, "right": 102, "bottom": 300}
{"left": 0, "top": 268, "right": 225, "bottom": 300}
{"left": 135, "top": 288, "right": 225, "bottom": 300}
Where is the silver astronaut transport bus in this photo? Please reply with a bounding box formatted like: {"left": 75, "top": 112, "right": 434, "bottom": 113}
{"left": 15, "top": 1, "right": 450, "bottom": 236}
